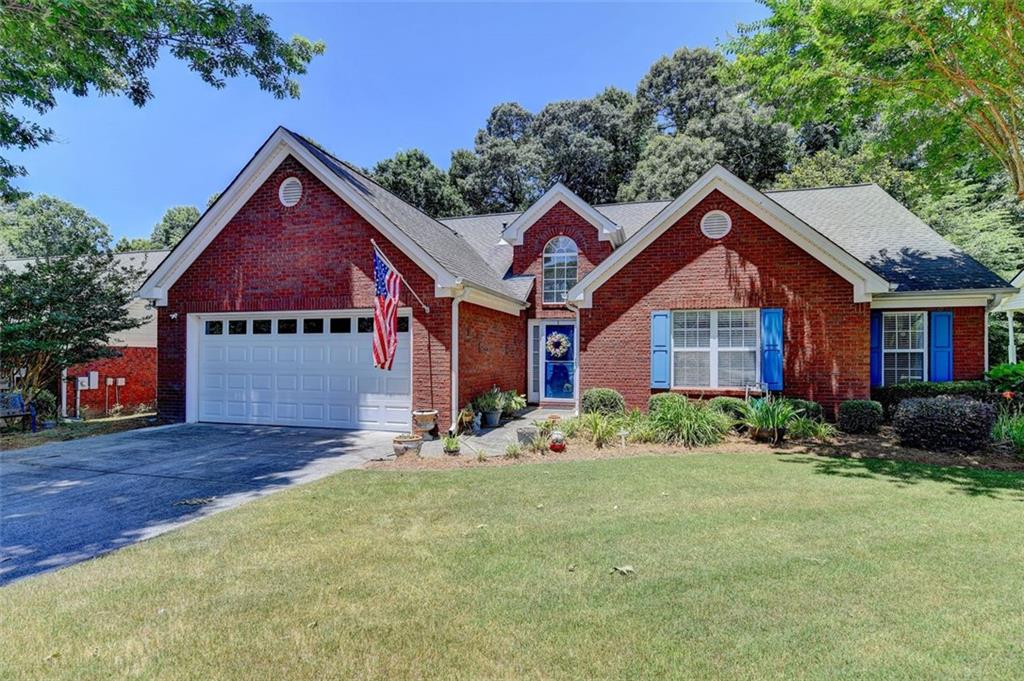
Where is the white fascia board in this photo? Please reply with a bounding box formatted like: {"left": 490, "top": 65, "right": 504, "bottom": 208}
{"left": 567, "top": 165, "right": 890, "bottom": 307}
{"left": 460, "top": 283, "right": 527, "bottom": 316}
{"left": 501, "top": 183, "right": 624, "bottom": 247}
{"left": 877, "top": 288, "right": 1016, "bottom": 311}
{"left": 139, "top": 128, "right": 458, "bottom": 306}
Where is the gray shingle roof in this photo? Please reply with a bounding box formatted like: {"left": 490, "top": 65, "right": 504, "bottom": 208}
{"left": 286, "top": 130, "right": 528, "bottom": 302}
{"left": 764, "top": 184, "right": 1009, "bottom": 291}
{"left": 2, "top": 249, "right": 169, "bottom": 278}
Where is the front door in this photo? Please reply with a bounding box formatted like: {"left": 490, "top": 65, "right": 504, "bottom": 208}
{"left": 528, "top": 321, "right": 577, "bottom": 403}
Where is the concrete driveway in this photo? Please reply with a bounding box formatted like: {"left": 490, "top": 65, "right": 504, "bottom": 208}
{"left": 1, "top": 423, "right": 393, "bottom": 585}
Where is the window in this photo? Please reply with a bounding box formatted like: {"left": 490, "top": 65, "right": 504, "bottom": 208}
{"left": 252, "top": 320, "right": 272, "bottom": 334}
{"left": 228, "top": 320, "right": 247, "bottom": 335}
{"left": 277, "top": 319, "right": 297, "bottom": 334}
{"left": 357, "top": 317, "right": 373, "bottom": 333}
{"left": 883, "top": 312, "right": 927, "bottom": 385}
{"left": 330, "top": 318, "right": 351, "bottom": 334}
{"left": 204, "top": 321, "right": 223, "bottom": 335}
{"left": 303, "top": 318, "right": 324, "bottom": 334}
{"left": 542, "top": 236, "right": 578, "bottom": 304}
{"left": 671, "top": 309, "right": 759, "bottom": 388}
{"left": 397, "top": 316, "right": 409, "bottom": 333}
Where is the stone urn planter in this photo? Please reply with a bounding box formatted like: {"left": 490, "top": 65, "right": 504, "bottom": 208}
{"left": 392, "top": 433, "right": 424, "bottom": 457}
{"left": 412, "top": 409, "right": 439, "bottom": 441}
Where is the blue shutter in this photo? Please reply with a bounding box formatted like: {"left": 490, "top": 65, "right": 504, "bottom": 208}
{"left": 929, "top": 311, "right": 954, "bottom": 382}
{"left": 651, "top": 311, "right": 670, "bottom": 388}
{"left": 870, "top": 311, "right": 883, "bottom": 388}
{"left": 761, "top": 308, "right": 784, "bottom": 391}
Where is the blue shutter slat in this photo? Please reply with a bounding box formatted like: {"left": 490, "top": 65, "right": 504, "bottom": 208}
{"left": 870, "top": 311, "right": 883, "bottom": 388}
{"left": 761, "top": 308, "right": 784, "bottom": 391}
{"left": 650, "top": 311, "right": 670, "bottom": 388}
{"left": 929, "top": 311, "right": 954, "bottom": 382}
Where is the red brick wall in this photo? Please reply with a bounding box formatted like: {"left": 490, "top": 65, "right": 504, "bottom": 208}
{"left": 880, "top": 306, "right": 987, "bottom": 380}
{"left": 65, "top": 347, "right": 157, "bottom": 417}
{"left": 158, "top": 156, "right": 453, "bottom": 426}
{"left": 458, "top": 302, "right": 526, "bottom": 407}
{"left": 512, "top": 201, "right": 613, "bottom": 320}
{"left": 580, "top": 190, "right": 872, "bottom": 413}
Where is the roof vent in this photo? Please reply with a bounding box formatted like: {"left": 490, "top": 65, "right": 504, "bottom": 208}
{"left": 279, "top": 177, "right": 302, "bottom": 207}
{"left": 700, "top": 210, "right": 732, "bottom": 239}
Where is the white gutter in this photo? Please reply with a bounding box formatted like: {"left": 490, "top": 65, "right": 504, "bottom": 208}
{"left": 566, "top": 299, "right": 582, "bottom": 416}
{"left": 449, "top": 284, "right": 467, "bottom": 433}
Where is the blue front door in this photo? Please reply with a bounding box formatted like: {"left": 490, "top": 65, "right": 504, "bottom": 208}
{"left": 543, "top": 323, "right": 575, "bottom": 400}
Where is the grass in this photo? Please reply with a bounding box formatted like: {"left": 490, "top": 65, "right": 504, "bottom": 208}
{"left": 1, "top": 413, "right": 158, "bottom": 451}
{"left": 2, "top": 454, "right": 1024, "bottom": 679}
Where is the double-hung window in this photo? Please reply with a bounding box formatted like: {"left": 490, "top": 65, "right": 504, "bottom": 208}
{"left": 882, "top": 312, "right": 927, "bottom": 385}
{"left": 671, "top": 309, "right": 759, "bottom": 388}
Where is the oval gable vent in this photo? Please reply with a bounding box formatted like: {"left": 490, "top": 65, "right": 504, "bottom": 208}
{"left": 700, "top": 210, "right": 732, "bottom": 239}
{"left": 279, "top": 177, "right": 303, "bottom": 207}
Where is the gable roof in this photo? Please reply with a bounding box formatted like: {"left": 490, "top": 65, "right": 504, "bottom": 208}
{"left": 3, "top": 249, "right": 169, "bottom": 278}
{"left": 500, "top": 183, "right": 624, "bottom": 246}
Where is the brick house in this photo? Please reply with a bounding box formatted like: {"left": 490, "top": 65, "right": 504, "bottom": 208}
{"left": 138, "top": 127, "right": 1014, "bottom": 431}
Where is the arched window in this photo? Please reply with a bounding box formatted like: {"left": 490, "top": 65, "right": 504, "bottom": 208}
{"left": 542, "top": 236, "right": 578, "bottom": 304}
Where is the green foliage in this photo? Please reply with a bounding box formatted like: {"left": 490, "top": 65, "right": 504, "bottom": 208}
{"left": 707, "top": 396, "right": 749, "bottom": 424}
{"left": 372, "top": 149, "right": 469, "bottom": 218}
{"left": 986, "top": 364, "right": 1024, "bottom": 394}
{"left": 872, "top": 381, "right": 992, "bottom": 419}
{"left": 441, "top": 434, "right": 460, "bottom": 453}
{"left": 501, "top": 391, "right": 527, "bottom": 418}
{"left": 788, "top": 416, "right": 837, "bottom": 443}
{"left": 837, "top": 400, "right": 884, "bottom": 435}
{"left": 151, "top": 205, "right": 200, "bottom": 248}
{"left": 648, "top": 396, "right": 731, "bottom": 447}
{"left": 503, "top": 442, "right": 523, "bottom": 459}
{"left": 744, "top": 397, "right": 798, "bottom": 432}
{"left": 726, "top": 0, "right": 1024, "bottom": 201}
{"left": 648, "top": 392, "right": 684, "bottom": 416}
{"left": 581, "top": 388, "right": 626, "bottom": 416}
{"left": 0, "top": 1, "right": 325, "bottom": 200}
{"left": 992, "top": 410, "right": 1024, "bottom": 458}
{"left": 17, "top": 387, "right": 57, "bottom": 421}
{"left": 532, "top": 418, "right": 555, "bottom": 438}
{"left": 0, "top": 195, "right": 112, "bottom": 257}
{"left": 785, "top": 398, "right": 824, "bottom": 422}
{"left": 473, "top": 387, "right": 504, "bottom": 413}
{"left": 114, "top": 237, "right": 159, "bottom": 253}
{"left": 557, "top": 417, "right": 582, "bottom": 439}
{"left": 579, "top": 412, "right": 618, "bottom": 448}
{"left": 774, "top": 148, "right": 927, "bottom": 207}
{"left": 893, "top": 397, "right": 996, "bottom": 453}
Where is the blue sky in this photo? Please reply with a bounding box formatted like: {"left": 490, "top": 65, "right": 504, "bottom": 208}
{"left": 10, "top": 1, "right": 767, "bottom": 242}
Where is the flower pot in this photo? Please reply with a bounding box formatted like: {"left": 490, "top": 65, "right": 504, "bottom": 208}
{"left": 750, "top": 427, "right": 786, "bottom": 445}
{"left": 483, "top": 410, "right": 501, "bottom": 428}
{"left": 412, "top": 409, "right": 439, "bottom": 440}
{"left": 443, "top": 445, "right": 460, "bottom": 455}
{"left": 392, "top": 434, "right": 424, "bottom": 457}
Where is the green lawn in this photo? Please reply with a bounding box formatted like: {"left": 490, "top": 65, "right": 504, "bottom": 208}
{"left": 3, "top": 454, "right": 1023, "bottom": 680}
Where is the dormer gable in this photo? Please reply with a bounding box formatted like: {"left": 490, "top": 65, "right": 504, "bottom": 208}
{"left": 501, "top": 183, "right": 625, "bottom": 247}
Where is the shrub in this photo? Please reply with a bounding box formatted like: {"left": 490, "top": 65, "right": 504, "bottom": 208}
{"left": 579, "top": 412, "right": 618, "bottom": 448}
{"left": 893, "top": 396, "right": 996, "bottom": 452}
{"left": 504, "top": 443, "right": 523, "bottom": 459}
{"left": 837, "top": 400, "right": 883, "bottom": 434}
{"left": 745, "top": 397, "right": 798, "bottom": 433}
{"left": 785, "top": 398, "right": 823, "bottom": 421}
{"left": 500, "top": 391, "right": 527, "bottom": 418}
{"left": 581, "top": 388, "right": 626, "bottom": 415}
{"left": 473, "top": 387, "right": 504, "bottom": 413}
{"left": 993, "top": 410, "right": 1024, "bottom": 458}
{"left": 26, "top": 389, "right": 57, "bottom": 421}
{"left": 558, "top": 417, "right": 582, "bottom": 439}
{"left": 788, "top": 416, "right": 837, "bottom": 443}
{"left": 533, "top": 418, "right": 555, "bottom": 437}
{"left": 648, "top": 392, "right": 685, "bottom": 416}
{"left": 872, "top": 381, "right": 992, "bottom": 418}
{"left": 986, "top": 362, "right": 1024, "bottom": 393}
{"left": 707, "top": 396, "right": 748, "bottom": 421}
{"left": 649, "top": 396, "right": 730, "bottom": 447}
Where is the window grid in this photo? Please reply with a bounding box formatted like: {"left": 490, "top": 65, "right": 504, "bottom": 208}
{"left": 671, "top": 309, "right": 759, "bottom": 388}
{"left": 542, "top": 236, "right": 579, "bottom": 304}
{"left": 882, "top": 312, "right": 927, "bottom": 385}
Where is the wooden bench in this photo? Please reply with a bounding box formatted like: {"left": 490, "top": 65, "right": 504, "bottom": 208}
{"left": 0, "top": 392, "right": 36, "bottom": 432}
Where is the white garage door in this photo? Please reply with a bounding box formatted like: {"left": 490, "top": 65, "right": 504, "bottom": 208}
{"left": 197, "top": 312, "right": 411, "bottom": 431}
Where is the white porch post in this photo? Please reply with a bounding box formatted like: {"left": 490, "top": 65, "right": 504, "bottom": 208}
{"left": 1009, "top": 311, "right": 1017, "bottom": 364}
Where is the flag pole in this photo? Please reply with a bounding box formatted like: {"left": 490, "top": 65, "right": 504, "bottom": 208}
{"left": 371, "top": 239, "right": 430, "bottom": 313}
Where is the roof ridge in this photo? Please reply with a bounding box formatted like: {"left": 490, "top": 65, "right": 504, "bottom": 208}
{"left": 441, "top": 198, "right": 675, "bottom": 223}
{"left": 765, "top": 183, "right": 876, "bottom": 194}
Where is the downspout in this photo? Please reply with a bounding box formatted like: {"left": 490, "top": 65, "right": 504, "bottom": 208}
{"left": 449, "top": 283, "right": 467, "bottom": 434}
{"left": 566, "top": 299, "right": 582, "bottom": 416}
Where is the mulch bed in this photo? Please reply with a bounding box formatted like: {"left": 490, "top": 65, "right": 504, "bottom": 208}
{"left": 368, "top": 427, "right": 1024, "bottom": 473}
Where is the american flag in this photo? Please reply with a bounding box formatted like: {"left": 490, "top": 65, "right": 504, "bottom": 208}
{"left": 372, "top": 247, "right": 402, "bottom": 370}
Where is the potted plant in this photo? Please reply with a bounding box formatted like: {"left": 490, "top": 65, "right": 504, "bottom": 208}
{"left": 392, "top": 432, "right": 424, "bottom": 457}
{"left": 475, "top": 388, "right": 504, "bottom": 428}
{"left": 745, "top": 397, "right": 797, "bottom": 445}
{"left": 441, "top": 433, "right": 461, "bottom": 455}
{"left": 412, "top": 408, "right": 439, "bottom": 440}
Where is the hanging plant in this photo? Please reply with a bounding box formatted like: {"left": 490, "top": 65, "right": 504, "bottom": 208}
{"left": 545, "top": 331, "right": 571, "bottom": 358}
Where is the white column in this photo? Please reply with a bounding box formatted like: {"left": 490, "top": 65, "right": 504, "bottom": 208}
{"left": 1009, "top": 311, "right": 1017, "bottom": 364}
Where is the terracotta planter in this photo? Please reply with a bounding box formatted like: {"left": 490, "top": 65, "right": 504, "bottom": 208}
{"left": 392, "top": 434, "right": 424, "bottom": 457}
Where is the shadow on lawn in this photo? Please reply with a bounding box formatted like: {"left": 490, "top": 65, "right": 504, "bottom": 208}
{"left": 777, "top": 453, "right": 1024, "bottom": 501}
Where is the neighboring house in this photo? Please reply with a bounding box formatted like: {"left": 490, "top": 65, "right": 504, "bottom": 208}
{"left": 3, "top": 250, "right": 169, "bottom": 417}
{"left": 139, "top": 127, "right": 1014, "bottom": 432}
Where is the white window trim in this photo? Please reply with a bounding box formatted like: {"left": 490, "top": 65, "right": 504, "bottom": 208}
{"left": 541, "top": 236, "right": 579, "bottom": 305}
{"left": 881, "top": 311, "right": 928, "bottom": 386}
{"left": 670, "top": 309, "right": 760, "bottom": 389}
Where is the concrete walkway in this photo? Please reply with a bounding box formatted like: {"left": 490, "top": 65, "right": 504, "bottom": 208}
{"left": 0, "top": 423, "right": 393, "bottom": 584}
{"left": 419, "top": 407, "right": 573, "bottom": 459}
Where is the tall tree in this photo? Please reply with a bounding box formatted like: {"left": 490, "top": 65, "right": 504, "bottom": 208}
{"left": 373, "top": 149, "right": 469, "bottom": 218}
{"left": 0, "top": 1, "right": 325, "bottom": 199}
{"left": 150, "top": 205, "right": 200, "bottom": 248}
{"left": 726, "top": 0, "right": 1024, "bottom": 201}
{"left": 617, "top": 135, "right": 722, "bottom": 202}
{"left": 0, "top": 195, "right": 112, "bottom": 257}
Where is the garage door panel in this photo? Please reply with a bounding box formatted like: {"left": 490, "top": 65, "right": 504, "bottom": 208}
{"left": 198, "top": 314, "right": 410, "bottom": 431}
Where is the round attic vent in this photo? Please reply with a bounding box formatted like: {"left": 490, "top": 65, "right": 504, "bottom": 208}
{"left": 279, "top": 177, "right": 303, "bottom": 207}
{"left": 700, "top": 210, "right": 732, "bottom": 239}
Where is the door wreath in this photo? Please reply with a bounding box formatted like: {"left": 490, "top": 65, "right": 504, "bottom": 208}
{"left": 545, "top": 331, "right": 571, "bottom": 358}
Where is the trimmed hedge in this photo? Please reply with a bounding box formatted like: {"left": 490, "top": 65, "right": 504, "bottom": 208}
{"left": 892, "top": 396, "right": 996, "bottom": 452}
{"left": 786, "top": 398, "right": 823, "bottom": 421}
{"left": 581, "top": 388, "right": 626, "bottom": 415}
{"left": 837, "top": 400, "right": 883, "bottom": 434}
{"left": 708, "top": 396, "right": 748, "bottom": 420}
{"left": 872, "top": 381, "right": 991, "bottom": 418}
{"left": 986, "top": 362, "right": 1024, "bottom": 393}
{"left": 648, "top": 392, "right": 685, "bottom": 415}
